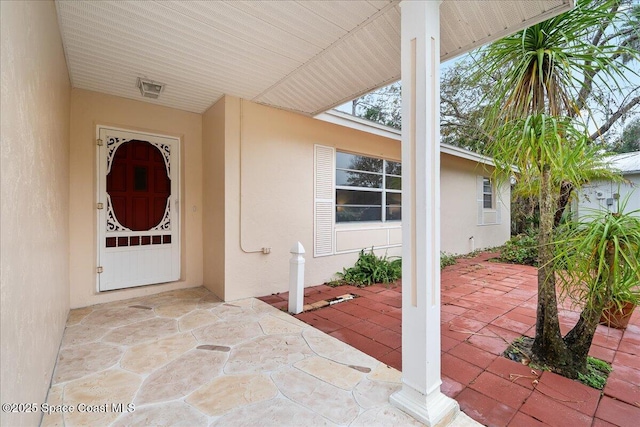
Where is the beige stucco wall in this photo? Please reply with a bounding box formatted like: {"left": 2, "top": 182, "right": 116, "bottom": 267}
{"left": 69, "top": 89, "right": 203, "bottom": 308}
{"left": 0, "top": 1, "right": 71, "bottom": 425}
{"left": 202, "top": 97, "right": 227, "bottom": 299}
{"left": 210, "top": 97, "right": 401, "bottom": 300}
{"left": 204, "top": 97, "right": 510, "bottom": 300}
{"left": 440, "top": 153, "right": 511, "bottom": 254}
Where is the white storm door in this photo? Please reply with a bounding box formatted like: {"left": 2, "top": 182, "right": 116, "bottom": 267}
{"left": 97, "top": 127, "right": 180, "bottom": 291}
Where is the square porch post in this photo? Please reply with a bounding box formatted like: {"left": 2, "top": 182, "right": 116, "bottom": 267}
{"left": 390, "top": 1, "right": 459, "bottom": 425}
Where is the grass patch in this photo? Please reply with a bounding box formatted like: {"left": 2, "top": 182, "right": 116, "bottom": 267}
{"left": 578, "top": 357, "right": 612, "bottom": 390}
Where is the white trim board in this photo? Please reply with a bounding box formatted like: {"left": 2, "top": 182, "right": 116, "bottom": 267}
{"left": 315, "top": 109, "right": 496, "bottom": 167}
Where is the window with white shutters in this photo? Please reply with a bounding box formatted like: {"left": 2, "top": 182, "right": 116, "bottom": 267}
{"left": 477, "top": 175, "right": 501, "bottom": 225}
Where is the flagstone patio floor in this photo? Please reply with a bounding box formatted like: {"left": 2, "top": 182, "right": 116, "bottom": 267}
{"left": 259, "top": 253, "right": 640, "bottom": 427}
{"left": 43, "top": 287, "right": 480, "bottom": 426}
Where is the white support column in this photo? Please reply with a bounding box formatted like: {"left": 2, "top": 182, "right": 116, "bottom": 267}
{"left": 390, "top": 1, "right": 459, "bottom": 426}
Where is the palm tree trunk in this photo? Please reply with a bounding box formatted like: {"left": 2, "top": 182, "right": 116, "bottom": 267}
{"left": 564, "top": 243, "right": 615, "bottom": 373}
{"left": 532, "top": 165, "right": 573, "bottom": 374}
{"left": 554, "top": 181, "right": 574, "bottom": 227}
{"left": 562, "top": 309, "right": 601, "bottom": 373}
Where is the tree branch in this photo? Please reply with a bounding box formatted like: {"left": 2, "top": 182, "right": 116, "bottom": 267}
{"left": 441, "top": 95, "right": 467, "bottom": 120}
{"left": 574, "top": 0, "right": 635, "bottom": 114}
{"left": 600, "top": 27, "right": 635, "bottom": 46}
{"left": 574, "top": 32, "right": 639, "bottom": 114}
{"left": 589, "top": 95, "right": 640, "bottom": 140}
{"left": 441, "top": 119, "right": 494, "bottom": 143}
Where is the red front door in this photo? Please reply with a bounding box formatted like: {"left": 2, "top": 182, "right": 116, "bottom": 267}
{"left": 107, "top": 140, "right": 171, "bottom": 232}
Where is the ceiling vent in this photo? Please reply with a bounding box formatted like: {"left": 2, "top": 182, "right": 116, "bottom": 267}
{"left": 137, "top": 77, "right": 164, "bottom": 99}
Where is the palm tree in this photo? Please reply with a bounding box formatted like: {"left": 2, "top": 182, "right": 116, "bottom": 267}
{"left": 475, "top": 0, "right": 638, "bottom": 378}
{"left": 554, "top": 201, "right": 640, "bottom": 363}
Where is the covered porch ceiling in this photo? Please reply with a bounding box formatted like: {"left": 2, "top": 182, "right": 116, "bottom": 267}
{"left": 55, "top": 0, "right": 572, "bottom": 116}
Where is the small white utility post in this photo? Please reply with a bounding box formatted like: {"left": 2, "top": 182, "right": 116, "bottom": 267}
{"left": 390, "top": 1, "right": 459, "bottom": 426}
{"left": 288, "top": 242, "right": 305, "bottom": 314}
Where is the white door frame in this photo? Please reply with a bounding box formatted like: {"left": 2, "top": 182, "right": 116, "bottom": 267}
{"left": 96, "top": 125, "right": 181, "bottom": 291}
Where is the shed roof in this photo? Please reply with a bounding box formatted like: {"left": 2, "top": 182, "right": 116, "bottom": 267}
{"left": 608, "top": 151, "right": 640, "bottom": 174}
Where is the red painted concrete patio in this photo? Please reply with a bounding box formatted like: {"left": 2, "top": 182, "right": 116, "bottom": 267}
{"left": 259, "top": 253, "right": 640, "bottom": 427}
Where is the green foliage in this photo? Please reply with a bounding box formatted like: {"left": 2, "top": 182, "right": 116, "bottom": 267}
{"left": 554, "top": 200, "right": 640, "bottom": 309}
{"left": 352, "top": 82, "right": 402, "bottom": 130}
{"left": 469, "top": 1, "right": 640, "bottom": 376}
{"left": 500, "top": 231, "right": 539, "bottom": 266}
{"left": 337, "top": 249, "right": 401, "bottom": 287}
{"left": 440, "top": 252, "right": 458, "bottom": 269}
{"left": 611, "top": 117, "right": 640, "bottom": 153}
{"left": 588, "top": 356, "right": 613, "bottom": 374}
{"left": 577, "top": 357, "right": 612, "bottom": 389}
{"left": 490, "top": 115, "right": 618, "bottom": 206}
{"left": 475, "top": 0, "right": 638, "bottom": 125}
{"left": 472, "top": 0, "right": 637, "bottom": 375}
{"left": 511, "top": 194, "right": 540, "bottom": 235}
{"left": 440, "top": 59, "right": 496, "bottom": 151}
{"left": 475, "top": 0, "right": 637, "bottom": 206}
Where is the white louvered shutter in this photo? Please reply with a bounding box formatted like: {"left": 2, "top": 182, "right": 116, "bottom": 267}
{"left": 314, "top": 145, "right": 335, "bottom": 257}
{"left": 496, "top": 197, "right": 502, "bottom": 224}
{"left": 476, "top": 175, "right": 485, "bottom": 225}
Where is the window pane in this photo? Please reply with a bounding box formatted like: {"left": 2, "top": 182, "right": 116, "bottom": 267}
{"left": 386, "top": 161, "right": 401, "bottom": 175}
{"left": 483, "top": 194, "right": 493, "bottom": 209}
{"left": 483, "top": 178, "right": 492, "bottom": 193}
{"left": 336, "top": 189, "right": 382, "bottom": 206}
{"left": 386, "top": 176, "right": 401, "bottom": 190}
{"left": 336, "top": 206, "right": 382, "bottom": 222}
{"left": 134, "top": 166, "right": 148, "bottom": 191}
{"left": 336, "top": 170, "right": 382, "bottom": 188}
{"left": 336, "top": 152, "right": 382, "bottom": 172}
{"left": 386, "top": 192, "right": 401, "bottom": 205}
{"left": 483, "top": 177, "right": 493, "bottom": 208}
{"left": 386, "top": 206, "right": 402, "bottom": 221}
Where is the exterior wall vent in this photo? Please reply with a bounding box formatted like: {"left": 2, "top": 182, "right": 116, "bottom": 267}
{"left": 137, "top": 77, "right": 164, "bottom": 99}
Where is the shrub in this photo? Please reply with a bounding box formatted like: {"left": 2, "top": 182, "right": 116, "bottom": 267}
{"left": 500, "top": 231, "right": 538, "bottom": 266}
{"left": 337, "top": 249, "right": 401, "bottom": 287}
{"left": 440, "top": 252, "right": 457, "bottom": 269}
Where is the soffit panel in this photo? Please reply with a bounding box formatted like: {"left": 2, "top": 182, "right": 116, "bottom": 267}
{"left": 440, "top": 0, "right": 569, "bottom": 61}
{"left": 55, "top": 0, "right": 571, "bottom": 115}
{"left": 255, "top": 5, "right": 402, "bottom": 115}
{"left": 57, "top": 0, "right": 300, "bottom": 112}
{"left": 225, "top": 1, "right": 347, "bottom": 48}
{"left": 296, "top": 1, "right": 380, "bottom": 32}
{"left": 368, "top": 0, "right": 396, "bottom": 10}
{"left": 157, "top": 1, "right": 324, "bottom": 63}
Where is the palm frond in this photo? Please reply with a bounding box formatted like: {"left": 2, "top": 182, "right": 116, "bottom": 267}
{"left": 473, "top": 0, "right": 638, "bottom": 129}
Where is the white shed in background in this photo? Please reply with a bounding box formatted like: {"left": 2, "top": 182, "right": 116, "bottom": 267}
{"left": 575, "top": 151, "right": 640, "bottom": 217}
